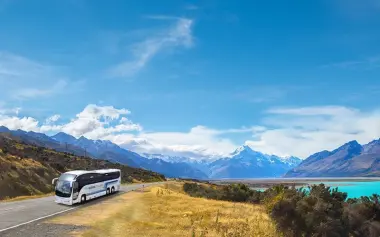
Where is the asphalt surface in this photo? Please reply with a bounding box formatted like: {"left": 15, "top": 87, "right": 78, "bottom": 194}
{"left": 0, "top": 182, "right": 165, "bottom": 236}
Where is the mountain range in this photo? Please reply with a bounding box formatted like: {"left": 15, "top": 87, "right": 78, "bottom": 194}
{"left": 1, "top": 126, "right": 379, "bottom": 178}
{"left": 0, "top": 126, "right": 301, "bottom": 179}
{"left": 285, "top": 139, "right": 380, "bottom": 177}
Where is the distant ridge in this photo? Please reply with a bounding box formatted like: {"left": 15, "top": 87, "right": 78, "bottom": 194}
{"left": 285, "top": 139, "right": 380, "bottom": 177}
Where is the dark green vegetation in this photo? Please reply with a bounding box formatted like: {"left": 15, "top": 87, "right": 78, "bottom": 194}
{"left": 184, "top": 182, "right": 380, "bottom": 237}
{"left": 0, "top": 134, "right": 165, "bottom": 200}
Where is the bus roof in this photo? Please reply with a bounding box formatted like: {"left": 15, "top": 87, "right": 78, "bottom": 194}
{"left": 64, "top": 169, "right": 121, "bottom": 176}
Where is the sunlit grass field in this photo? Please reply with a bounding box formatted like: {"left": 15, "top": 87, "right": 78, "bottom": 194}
{"left": 49, "top": 182, "right": 279, "bottom": 237}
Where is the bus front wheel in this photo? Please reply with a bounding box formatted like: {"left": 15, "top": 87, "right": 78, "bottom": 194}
{"left": 111, "top": 187, "right": 115, "bottom": 194}
{"left": 81, "top": 195, "right": 86, "bottom": 203}
{"left": 106, "top": 188, "right": 110, "bottom": 195}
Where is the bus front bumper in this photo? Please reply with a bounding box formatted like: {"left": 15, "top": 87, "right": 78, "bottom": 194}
{"left": 55, "top": 196, "right": 73, "bottom": 205}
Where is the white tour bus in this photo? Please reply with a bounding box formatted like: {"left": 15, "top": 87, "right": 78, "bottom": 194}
{"left": 52, "top": 169, "right": 121, "bottom": 205}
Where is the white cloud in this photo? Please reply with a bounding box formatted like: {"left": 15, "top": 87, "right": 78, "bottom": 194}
{"left": 58, "top": 104, "right": 141, "bottom": 138}
{"left": 246, "top": 106, "right": 380, "bottom": 158}
{"left": 45, "top": 114, "right": 61, "bottom": 124}
{"left": 108, "top": 18, "right": 194, "bottom": 77}
{"left": 0, "top": 115, "right": 40, "bottom": 131}
{"left": 0, "top": 104, "right": 142, "bottom": 139}
{"left": 104, "top": 125, "right": 240, "bottom": 158}
{"left": 104, "top": 125, "right": 258, "bottom": 158}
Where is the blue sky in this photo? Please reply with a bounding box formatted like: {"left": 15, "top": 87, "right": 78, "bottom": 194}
{"left": 0, "top": 0, "right": 380, "bottom": 158}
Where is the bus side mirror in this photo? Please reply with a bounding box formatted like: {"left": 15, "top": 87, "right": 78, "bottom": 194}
{"left": 52, "top": 178, "right": 58, "bottom": 186}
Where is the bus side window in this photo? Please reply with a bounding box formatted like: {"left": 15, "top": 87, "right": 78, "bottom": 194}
{"left": 94, "top": 173, "right": 104, "bottom": 183}
{"left": 79, "top": 174, "right": 92, "bottom": 187}
{"left": 110, "top": 172, "right": 119, "bottom": 179}
{"left": 104, "top": 173, "right": 110, "bottom": 181}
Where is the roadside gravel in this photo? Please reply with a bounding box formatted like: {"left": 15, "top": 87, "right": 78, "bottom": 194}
{"left": 0, "top": 222, "right": 86, "bottom": 237}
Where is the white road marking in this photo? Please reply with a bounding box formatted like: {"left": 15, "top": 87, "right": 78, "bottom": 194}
{"left": 0, "top": 207, "right": 77, "bottom": 233}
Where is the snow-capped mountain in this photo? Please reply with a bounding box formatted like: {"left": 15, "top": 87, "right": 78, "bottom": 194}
{"left": 279, "top": 156, "right": 304, "bottom": 166}
{"left": 208, "top": 146, "right": 302, "bottom": 178}
{"left": 144, "top": 145, "right": 302, "bottom": 179}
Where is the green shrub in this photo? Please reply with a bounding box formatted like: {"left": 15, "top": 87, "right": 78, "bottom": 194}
{"left": 183, "top": 182, "right": 380, "bottom": 237}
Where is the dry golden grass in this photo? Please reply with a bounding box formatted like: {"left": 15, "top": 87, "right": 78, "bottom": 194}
{"left": 0, "top": 153, "right": 46, "bottom": 169}
{"left": 48, "top": 182, "right": 279, "bottom": 237}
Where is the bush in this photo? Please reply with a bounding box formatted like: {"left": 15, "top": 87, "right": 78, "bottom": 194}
{"left": 183, "top": 182, "right": 380, "bottom": 237}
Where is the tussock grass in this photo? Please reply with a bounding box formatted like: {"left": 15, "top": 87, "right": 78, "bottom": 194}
{"left": 50, "top": 182, "right": 279, "bottom": 237}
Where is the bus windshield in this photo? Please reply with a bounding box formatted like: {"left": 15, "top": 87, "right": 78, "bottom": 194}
{"left": 55, "top": 180, "right": 72, "bottom": 198}
{"left": 58, "top": 173, "right": 77, "bottom": 181}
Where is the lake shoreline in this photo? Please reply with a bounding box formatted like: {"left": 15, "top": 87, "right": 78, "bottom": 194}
{"left": 210, "top": 177, "right": 380, "bottom": 189}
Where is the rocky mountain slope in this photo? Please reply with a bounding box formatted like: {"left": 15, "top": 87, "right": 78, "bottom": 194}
{"left": 285, "top": 139, "right": 380, "bottom": 177}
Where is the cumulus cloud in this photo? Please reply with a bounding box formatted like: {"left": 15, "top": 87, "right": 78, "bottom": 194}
{"left": 108, "top": 18, "right": 194, "bottom": 77}
{"left": 0, "top": 116, "right": 40, "bottom": 131}
{"left": 0, "top": 104, "right": 142, "bottom": 139}
{"left": 58, "top": 104, "right": 141, "bottom": 138}
{"left": 246, "top": 106, "right": 380, "bottom": 158}
{"left": 128, "top": 126, "right": 238, "bottom": 157}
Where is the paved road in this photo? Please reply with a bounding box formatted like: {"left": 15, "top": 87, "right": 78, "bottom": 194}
{"left": 0, "top": 182, "right": 164, "bottom": 234}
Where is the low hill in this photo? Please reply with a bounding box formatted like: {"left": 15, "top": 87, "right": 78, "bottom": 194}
{"left": 0, "top": 134, "right": 165, "bottom": 200}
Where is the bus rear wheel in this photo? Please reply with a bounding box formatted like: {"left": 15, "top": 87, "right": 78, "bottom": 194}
{"left": 106, "top": 188, "right": 110, "bottom": 195}
{"left": 81, "top": 195, "right": 86, "bottom": 203}
{"left": 111, "top": 187, "right": 115, "bottom": 194}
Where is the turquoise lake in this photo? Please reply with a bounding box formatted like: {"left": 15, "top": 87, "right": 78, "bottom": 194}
{"left": 252, "top": 181, "right": 380, "bottom": 198}
{"left": 309, "top": 181, "right": 380, "bottom": 198}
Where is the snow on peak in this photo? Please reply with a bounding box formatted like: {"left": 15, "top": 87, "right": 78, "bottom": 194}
{"left": 231, "top": 145, "right": 254, "bottom": 156}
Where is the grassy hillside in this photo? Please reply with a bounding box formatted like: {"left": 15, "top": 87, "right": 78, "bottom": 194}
{"left": 48, "top": 182, "right": 279, "bottom": 237}
{"left": 0, "top": 135, "right": 165, "bottom": 200}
